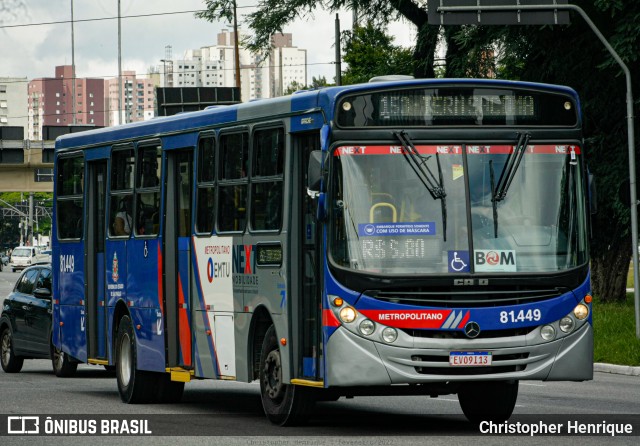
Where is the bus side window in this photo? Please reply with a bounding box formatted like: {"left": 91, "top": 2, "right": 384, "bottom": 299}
{"left": 218, "top": 132, "right": 248, "bottom": 232}
{"left": 251, "top": 128, "right": 284, "bottom": 231}
{"left": 196, "top": 136, "right": 216, "bottom": 234}
{"left": 56, "top": 155, "right": 85, "bottom": 240}
{"left": 135, "top": 144, "right": 161, "bottom": 236}
{"left": 109, "top": 147, "right": 135, "bottom": 237}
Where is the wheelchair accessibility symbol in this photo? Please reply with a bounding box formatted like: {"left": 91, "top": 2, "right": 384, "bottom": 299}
{"left": 448, "top": 251, "right": 470, "bottom": 273}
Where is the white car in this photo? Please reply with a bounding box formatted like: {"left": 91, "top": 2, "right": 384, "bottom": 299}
{"left": 9, "top": 247, "right": 50, "bottom": 272}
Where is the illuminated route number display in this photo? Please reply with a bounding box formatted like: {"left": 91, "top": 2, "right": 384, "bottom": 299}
{"left": 362, "top": 238, "right": 427, "bottom": 259}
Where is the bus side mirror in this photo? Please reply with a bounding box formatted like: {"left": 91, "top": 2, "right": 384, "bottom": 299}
{"left": 307, "top": 151, "right": 324, "bottom": 194}
{"left": 307, "top": 151, "right": 327, "bottom": 221}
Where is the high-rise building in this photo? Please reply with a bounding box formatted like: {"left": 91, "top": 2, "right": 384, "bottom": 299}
{"left": 0, "top": 77, "right": 28, "bottom": 132}
{"left": 164, "top": 30, "right": 307, "bottom": 102}
{"left": 28, "top": 66, "right": 106, "bottom": 140}
{"left": 104, "top": 71, "right": 157, "bottom": 126}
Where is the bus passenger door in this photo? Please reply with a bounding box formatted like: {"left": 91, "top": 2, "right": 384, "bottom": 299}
{"left": 86, "top": 160, "right": 108, "bottom": 360}
{"left": 293, "top": 133, "right": 323, "bottom": 381}
{"left": 164, "top": 149, "right": 193, "bottom": 368}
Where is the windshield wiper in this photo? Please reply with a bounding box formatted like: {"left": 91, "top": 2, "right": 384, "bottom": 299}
{"left": 393, "top": 130, "right": 447, "bottom": 240}
{"left": 489, "top": 132, "right": 531, "bottom": 238}
{"left": 494, "top": 132, "right": 531, "bottom": 201}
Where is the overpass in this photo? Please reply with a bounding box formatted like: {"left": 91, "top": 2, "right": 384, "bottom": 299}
{"left": 0, "top": 139, "right": 54, "bottom": 193}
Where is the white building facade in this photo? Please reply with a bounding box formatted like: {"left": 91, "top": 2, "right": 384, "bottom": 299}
{"left": 0, "top": 77, "right": 28, "bottom": 132}
{"left": 163, "top": 30, "right": 307, "bottom": 102}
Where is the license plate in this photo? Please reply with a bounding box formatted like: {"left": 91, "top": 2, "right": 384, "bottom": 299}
{"left": 449, "top": 351, "right": 492, "bottom": 366}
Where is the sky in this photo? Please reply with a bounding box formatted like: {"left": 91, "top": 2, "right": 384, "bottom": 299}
{"left": 0, "top": 0, "right": 417, "bottom": 84}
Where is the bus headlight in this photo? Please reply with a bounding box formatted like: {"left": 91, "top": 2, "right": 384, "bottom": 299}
{"left": 382, "top": 327, "right": 398, "bottom": 343}
{"left": 339, "top": 306, "right": 357, "bottom": 323}
{"left": 540, "top": 325, "right": 556, "bottom": 341}
{"left": 358, "top": 319, "right": 375, "bottom": 336}
{"left": 573, "top": 304, "right": 589, "bottom": 320}
{"left": 559, "top": 316, "right": 575, "bottom": 333}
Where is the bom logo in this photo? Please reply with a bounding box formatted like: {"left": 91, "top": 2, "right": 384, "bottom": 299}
{"left": 475, "top": 250, "right": 515, "bottom": 267}
{"left": 474, "top": 250, "right": 516, "bottom": 272}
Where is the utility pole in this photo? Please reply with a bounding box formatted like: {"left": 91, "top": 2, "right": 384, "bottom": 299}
{"left": 71, "top": 0, "right": 76, "bottom": 125}
{"left": 233, "top": 0, "right": 241, "bottom": 100}
{"left": 117, "top": 0, "right": 123, "bottom": 125}
{"left": 335, "top": 14, "right": 342, "bottom": 86}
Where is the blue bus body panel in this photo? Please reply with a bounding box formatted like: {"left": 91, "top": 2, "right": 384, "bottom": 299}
{"left": 105, "top": 242, "right": 127, "bottom": 307}
{"left": 83, "top": 146, "right": 112, "bottom": 160}
{"left": 55, "top": 242, "right": 85, "bottom": 305}
{"left": 129, "top": 307, "right": 165, "bottom": 372}
{"left": 59, "top": 304, "right": 87, "bottom": 362}
{"left": 54, "top": 242, "right": 86, "bottom": 361}
{"left": 162, "top": 132, "right": 200, "bottom": 150}
{"left": 128, "top": 238, "right": 165, "bottom": 372}
{"left": 127, "top": 239, "right": 162, "bottom": 308}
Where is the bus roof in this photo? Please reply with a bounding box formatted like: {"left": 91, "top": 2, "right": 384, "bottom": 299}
{"left": 55, "top": 78, "right": 579, "bottom": 152}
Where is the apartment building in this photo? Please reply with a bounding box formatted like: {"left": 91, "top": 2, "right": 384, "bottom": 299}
{"left": 165, "top": 30, "right": 307, "bottom": 102}
{"left": 0, "top": 77, "right": 28, "bottom": 131}
{"left": 104, "top": 71, "right": 157, "bottom": 126}
{"left": 27, "top": 65, "right": 105, "bottom": 140}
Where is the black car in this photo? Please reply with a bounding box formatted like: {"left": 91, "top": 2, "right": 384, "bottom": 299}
{"left": 0, "top": 265, "right": 77, "bottom": 376}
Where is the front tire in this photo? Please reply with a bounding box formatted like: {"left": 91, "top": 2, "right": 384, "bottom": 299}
{"left": 51, "top": 343, "right": 78, "bottom": 377}
{"left": 259, "top": 325, "right": 315, "bottom": 426}
{"left": 115, "top": 315, "right": 156, "bottom": 403}
{"left": 458, "top": 380, "right": 519, "bottom": 424}
{"left": 1, "top": 327, "right": 23, "bottom": 373}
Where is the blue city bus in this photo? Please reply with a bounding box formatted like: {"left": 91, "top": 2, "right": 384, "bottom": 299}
{"left": 52, "top": 78, "right": 593, "bottom": 425}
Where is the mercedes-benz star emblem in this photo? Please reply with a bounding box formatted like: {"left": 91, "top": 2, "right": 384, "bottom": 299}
{"left": 464, "top": 321, "right": 481, "bottom": 339}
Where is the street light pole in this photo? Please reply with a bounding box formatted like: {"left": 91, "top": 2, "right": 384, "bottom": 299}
{"left": 117, "top": 0, "right": 123, "bottom": 125}
{"left": 71, "top": 0, "right": 76, "bottom": 125}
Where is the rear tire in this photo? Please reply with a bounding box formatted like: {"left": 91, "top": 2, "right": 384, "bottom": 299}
{"left": 458, "top": 380, "right": 519, "bottom": 424}
{"left": 259, "top": 325, "right": 315, "bottom": 425}
{"left": 1, "top": 327, "right": 23, "bottom": 373}
{"left": 115, "top": 315, "right": 156, "bottom": 403}
{"left": 51, "top": 342, "right": 78, "bottom": 377}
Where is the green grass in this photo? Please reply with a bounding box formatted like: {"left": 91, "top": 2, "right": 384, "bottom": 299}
{"left": 593, "top": 292, "right": 640, "bottom": 366}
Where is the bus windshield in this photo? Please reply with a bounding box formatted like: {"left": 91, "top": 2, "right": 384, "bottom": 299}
{"left": 329, "top": 144, "right": 588, "bottom": 275}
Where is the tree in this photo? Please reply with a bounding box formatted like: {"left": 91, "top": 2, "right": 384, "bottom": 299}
{"left": 283, "top": 76, "right": 332, "bottom": 95}
{"left": 341, "top": 24, "right": 414, "bottom": 84}
{"left": 0, "top": 192, "right": 52, "bottom": 249}
{"left": 197, "top": 0, "right": 640, "bottom": 301}
{"left": 196, "top": 1, "right": 440, "bottom": 78}
{"left": 443, "top": 1, "right": 640, "bottom": 301}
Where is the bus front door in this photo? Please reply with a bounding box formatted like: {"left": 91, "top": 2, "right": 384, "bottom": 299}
{"left": 294, "top": 133, "right": 323, "bottom": 382}
{"left": 164, "top": 149, "right": 194, "bottom": 368}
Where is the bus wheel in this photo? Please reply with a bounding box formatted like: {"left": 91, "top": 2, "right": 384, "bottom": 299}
{"left": 115, "top": 315, "right": 156, "bottom": 403}
{"left": 51, "top": 342, "right": 78, "bottom": 377}
{"left": 458, "top": 380, "right": 519, "bottom": 424}
{"left": 260, "top": 325, "right": 315, "bottom": 426}
{"left": 1, "top": 327, "right": 23, "bottom": 373}
{"left": 156, "top": 373, "right": 185, "bottom": 403}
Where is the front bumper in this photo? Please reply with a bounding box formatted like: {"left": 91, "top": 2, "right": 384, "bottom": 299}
{"left": 325, "top": 322, "right": 593, "bottom": 387}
